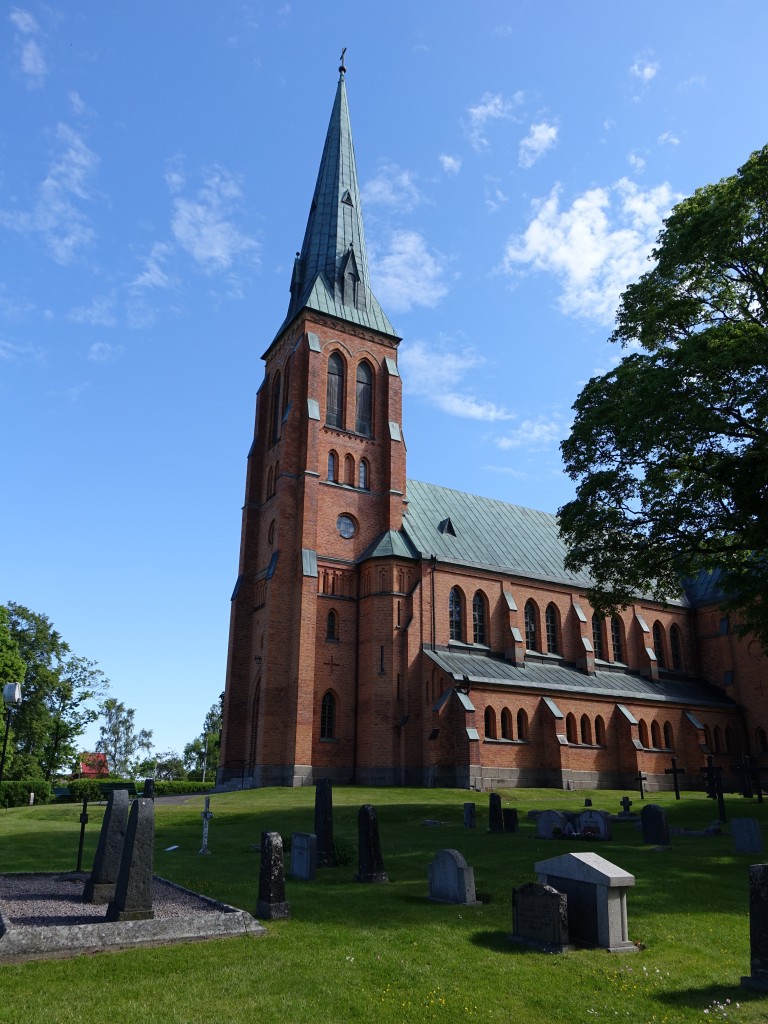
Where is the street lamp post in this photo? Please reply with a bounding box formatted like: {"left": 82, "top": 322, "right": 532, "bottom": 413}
{"left": 0, "top": 682, "right": 23, "bottom": 782}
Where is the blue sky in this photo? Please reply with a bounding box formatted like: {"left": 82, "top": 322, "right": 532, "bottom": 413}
{"left": 2, "top": 2, "right": 766, "bottom": 761}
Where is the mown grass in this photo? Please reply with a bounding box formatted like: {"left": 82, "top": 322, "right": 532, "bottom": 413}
{"left": 1, "top": 787, "right": 766, "bottom": 1024}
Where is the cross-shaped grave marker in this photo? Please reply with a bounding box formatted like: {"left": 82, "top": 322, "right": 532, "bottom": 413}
{"left": 664, "top": 757, "right": 687, "bottom": 800}
{"left": 199, "top": 795, "right": 214, "bottom": 855}
{"left": 700, "top": 754, "right": 727, "bottom": 822}
{"left": 635, "top": 771, "right": 648, "bottom": 800}
{"left": 619, "top": 796, "right": 633, "bottom": 815}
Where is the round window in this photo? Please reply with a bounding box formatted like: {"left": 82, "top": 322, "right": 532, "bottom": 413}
{"left": 337, "top": 514, "right": 356, "bottom": 539}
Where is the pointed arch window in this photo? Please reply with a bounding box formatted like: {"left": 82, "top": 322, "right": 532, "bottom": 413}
{"left": 472, "top": 591, "right": 487, "bottom": 645}
{"left": 595, "top": 715, "right": 606, "bottom": 746}
{"left": 484, "top": 707, "right": 497, "bottom": 739}
{"left": 326, "top": 352, "right": 345, "bottom": 428}
{"left": 517, "top": 708, "right": 529, "bottom": 741}
{"left": 344, "top": 454, "right": 355, "bottom": 485}
{"left": 501, "top": 708, "right": 513, "bottom": 740}
{"left": 653, "top": 621, "right": 666, "bottom": 668}
{"left": 524, "top": 601, "right": 537, "bottom": 651}
{"left": 611, "top": 616, "right": 624, "bottom": 662}
{"left": 359, "top": 458, "right": 369, "bottom": 491}
{"left": 713, "top": 726, "right": 723, "bottom": 753}
{"left": 592, "top": 614, "right": 604, "bottom": 660}
{"left": 320, "top": 691, "right": 336, "bottom": 739}
{"left": 449, "top": 587, "right": 464, "bottom": 642}
{"left": 580, "top": 715, "right": 592, "bottom": 745}
{"left": 639, "top": 719, "right": 650, "bottom": 748}
{"left": 355, "top": 360, "right": 373, "bottom": 436}
{"left": 326, "top": 610, "right": 338, "bottom": 642}
{"left": 545, "top": 604, "right": 559, "bottom": 654}
{"left": 651, "top": 721, "right": 662, "bottom": 748}
{"left": 663, "top": 721, "right": 673, "bottom": 749}
{"left": 670, "top": 625, "right": 683, "bottom": 671}
{"left": 271, "top": 372, "right": 282, "bottom": 445}
{"left": 566, "top": 713, "right": 577, "bottom": 744}
{"left": 327, "top": 450, "right": 338, "bottom": 482}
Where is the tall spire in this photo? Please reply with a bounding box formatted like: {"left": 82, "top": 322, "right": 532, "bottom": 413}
{"left": 277, "top": 58, "right": 398, "bottom": 340}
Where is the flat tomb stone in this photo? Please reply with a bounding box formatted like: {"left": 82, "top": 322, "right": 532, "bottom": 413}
{"left": 427, "top": 849, "right": 480, "bottom": 906}
{"left": 511, "top": 881, "right": 572, "bottom": 953}
{"left": 731, "top": 819, "right": 764, "bottom": 855}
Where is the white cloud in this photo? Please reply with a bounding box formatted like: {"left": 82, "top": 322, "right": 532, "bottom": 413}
{"left": 87, "top": 342, "right": 124, "bottom": 363}
{"left": 439, "top": 154, "right": 461, "bottom": 175}
{"left": 131, "top": 242, "right": 175, "bottom": 291}
{"left": 170, "top": 167, "right": 259, "bottom": 273}
{"left": 485, "top": 185, "right": 508, "bottom": 213}
{"left": 0, "top": 338, "right": 45, "bottom": 363}
{"left": 361, "top": 162, "right": 423, "bottom": 211}
{"left": 69, "top": 91, "right": 86, "bottom": 115}
{"left": 0, "top": 123, "right": 99, "bottom": 264}
{"left": 658, "top": 131, "right": 680, "bottom": 146}
{"left": 519, "top": 121, "right": 558, "bottom": 169}
{"left": 10, "top": 8, "right": 47, "bottom": 88}
{"left": 629, "top": 56, "right": 659, "bottom": 84}
{"left": 465, "top": 91, "right": 523, "bottom": 151}
{"left": 495, "top": 416, "right": 567, "bottom": 451}
{"left": 399, "top": 339, "right": 514, "bottom": 422}
{"left": 68, "top": 297, "right": 116, "bottom": 327}
{"left": 627, "top": 152, "right": 646, "bottom": 173}
{"left": 369, "top": 230, "right": 448, "bottom": 314}
{"left": 502, "top": 177, "right": 680, "bottom": 324}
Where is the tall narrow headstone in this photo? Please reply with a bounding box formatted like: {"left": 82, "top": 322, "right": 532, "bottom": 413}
{"left": 199, "top": 795, "right": 214, "bottom": 855}
{"left": 256, "top": 831, "right": 290, "bottom": 919}
{"left": 488, "top": 792, "right": 504, "bottom": 833}
{"left": 356, "top": 804, "right": 388, "bottom": 883}
{"left": 105, "top": 798, "right": 155, "bottom": 921}
{"left": 640, "top": 804, "right": 670, "bottom": 846}
{"left": 82, "top": 788, "right": 129, "bottom": 904}
{"left": 143, "top": 778, "right": 155, "bottom": 800}
{"left": 463, "top": 802, "right": 476, "bottom": 829}
{"left": 314, "top": 778, "right": 337, "bottom": 868}
{"left": 503, "top": 808, "right": 519, "bottom": 833}
{"left": 290, "top": 832, "right": 317, "bottom": 880}
{"left": 741, "top": 863, "right": 768, "bottom": 992}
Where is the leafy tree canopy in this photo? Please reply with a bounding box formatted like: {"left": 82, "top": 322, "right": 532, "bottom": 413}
{"left": 183, "top": 694, "right": 223, "bottom": 780}
{"left": 559, "top": 146, "right": 768, "bottom": 648}
{"left": 95, "top": 698, "right": 153, "bottom": 778}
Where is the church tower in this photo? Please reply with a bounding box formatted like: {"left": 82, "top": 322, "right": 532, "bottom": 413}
{"left": 219, "top": 58, "right": 409, "bottom": 787}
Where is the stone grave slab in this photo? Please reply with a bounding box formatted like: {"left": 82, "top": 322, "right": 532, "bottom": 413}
{"left": 463, "top": 803, "right": 476, "bottom": 829}
{"left": 640, "top": 804, "right": 670, "bottom": 846}
{"left": 742, "top": 863, "right": 768, "bottom": 992}
{"left": 82, "top": 789, "right": 129, "bottom": 904}
{"left": 290, "top": 832, "right": 317, "bottom": 880}
{"left": 535, "top": 851, "right": 636, "bottom": 953}
{"left": 502, "top": 808, "right": 519, "bottom": 833}
{"left": 256, "top": 831, "right": 290, "bottom": 920}
{"left": 731, "top": 818, "right": 764, "bottom": 855}
{"left": 511, "top": 881, "right": 572, "bottom": 953}
{"left": 314, "top": 778, "right": 337, "bottom": 868}
{"left": 488, "top": 793, "right": 504, "bottom": 833}
{"left": 106, "top": 798, "right": 154, "bottom": 922}
{"left": 535, "top": 810, "right": 568, "bottom": 840}
{"left": 428, "top": 849, "right": 480, "bottom": 905}
{"left": 576, "top": 809, "right": 612, "bottom": 840}
{"left": 356, "top": 805, "right": 388, "bottom": 883}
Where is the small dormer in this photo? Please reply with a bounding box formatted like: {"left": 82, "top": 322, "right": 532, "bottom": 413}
{"left": 438, "top": 517, "right": 457, "bottom": 537}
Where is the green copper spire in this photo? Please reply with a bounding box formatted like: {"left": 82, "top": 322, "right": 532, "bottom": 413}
{"left": 278, "top": 58, "right": 398, "bottom": 340}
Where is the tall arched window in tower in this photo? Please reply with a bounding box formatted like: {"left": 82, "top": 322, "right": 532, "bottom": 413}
{"left": 271, "top": 372, "right": 282, "bottom": 445}
{"left": 326, "top": 352, "right": 345, "bottom": 428}
{"left": 653, "top": 621, "right": 666, "bottom": 668}
{"left": 524, "top": 601, "right": 537, "bottom": 651}
{"left": 611, "top": 615, "right": 624, "bottom": 662}
{"left": 327, "top": 450, "right": 338, "bottom": 482}
{"left": 449, "top": 587, "right": 463, "bottom": 642}
{"left": 592, "top": 613, "right": 604, "bottom": 660}
{"left": 670, "top": 624, "right": 683, "bottom": 671}
{"left": 359, "top": 458, "right": 369, "bottom": 490}
{"left": 545, "top": 603, "right": 559, "bottom": 654}
{"left": 472, "top": 591, "right": 487, "bottom": 645}
{"left": 344, "top": 453, "right": 355, "bottom": 485}
{"left": 326, "top": 610, "right": 338, "bottom": 641}
{"left": 355, "top": 360, "right": 373, "bottom": 436}
{"left": 320, "top": 691, "right": 336, "bottom": 739}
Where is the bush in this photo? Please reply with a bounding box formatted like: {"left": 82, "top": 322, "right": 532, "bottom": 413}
{"left": 0, "top": 779, "right": 53, "bottom": 808}
{"left": 152, "top": 781, "right": 215, "bottom": 796}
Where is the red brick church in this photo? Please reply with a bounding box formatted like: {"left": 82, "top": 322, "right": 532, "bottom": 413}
{"left": 218, "top": 63, "right": 767, "bottom": 792}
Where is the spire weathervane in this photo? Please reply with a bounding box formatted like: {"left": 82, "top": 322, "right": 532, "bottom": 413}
{"left": 339, "top": 47, "right": 347, "bottom": 76}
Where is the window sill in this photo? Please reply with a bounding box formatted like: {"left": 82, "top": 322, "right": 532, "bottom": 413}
{"left": 320, "top": 737, "right": 339, "bottom": 744}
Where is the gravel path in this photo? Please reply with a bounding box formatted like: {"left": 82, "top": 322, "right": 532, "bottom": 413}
{"left": 0, "top": 873, "right": 229, "bottom": 928}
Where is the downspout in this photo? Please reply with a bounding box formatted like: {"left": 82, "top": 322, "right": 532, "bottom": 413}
{"left": 430, "top": 554, "right": 437, "bottom": 651}
{"left": 352, "top": 574, "right": 361, "bottom": 784}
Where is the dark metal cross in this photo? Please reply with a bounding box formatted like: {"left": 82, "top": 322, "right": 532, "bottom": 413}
{"left": 664, "top": 757, "right": 687, "bottom": 800}
{"left": 635, "top": 771, "right": 647, "bottom": 800}
{"left": 700, "top": 754, "right": 727, "bottom": 822}
{"left": 731, "top": 752, "right": 754, "bottom": 798}
{"left": 75, "top": 797, "right": 89, "bottom": 873}
{"left": 619, "top": 796, "right": 633, "bottom": 814}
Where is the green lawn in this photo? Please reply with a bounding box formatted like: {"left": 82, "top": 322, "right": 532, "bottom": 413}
{"left": 1, "top": 787, "right": 766, "bottom": 1024}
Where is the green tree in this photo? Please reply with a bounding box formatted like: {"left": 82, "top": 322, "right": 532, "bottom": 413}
{"left": 2, "top": 603, "right": 109, "bottom": 779}
{"left": 183, "top": 695, "right": 223, "bottom": 780}
{"left": 559, "top": 145, "right": 768, "bottom": 648}
{"left": 96, "top": 698, "right": 153, "bottom": 777}
{"left": 154, "top": 750, "right": 188, "bottom": 781}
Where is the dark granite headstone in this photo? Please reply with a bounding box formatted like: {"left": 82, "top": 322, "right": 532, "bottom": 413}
{"left": 742, "top": 863, "right": 768, "bottom": 992}
{"left": 290, "top": 831, "right": 317, "bottom": 880}
{"left": 356, "top": 804, "right": 388, "bottom": 883}
{"left": 428, "top": 849, "right": 479, "bottom": 905}
{"left": 82, "top": 788, "right": 129, "bottom": 904}
{"left": 463, "top": 802, "right": 476, "bottom": 829}
{"left": 143, "top": 778, "right": 155, "bottom": 800}
{"left": 502, "top": 808, "right": 519, "bottom": 833}
{"left": 314, "top": 778, "right": 337, "bottom": 868}
{"left": 488, "top": 792, "right": 504, "bottom": 833}
{"left": 256, "top": 831, "right": 290, "bottom": 919}
{"left": 731, "top": 818, "right": 764, "bottom": 855}
{"left": 511, "top": 881, "right": 571, "bottom": 952}
{"left": 640, "top": 803, "right": 670, "bottom": 846}
{"left": 535, "top": 809, "right": 568, "bottom": 839}
{"left": 105, "top": 798, "right": 154, "bottom": 921}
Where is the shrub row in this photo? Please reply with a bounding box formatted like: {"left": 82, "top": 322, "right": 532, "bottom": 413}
{"left": 59, "top": 779, "right": 217, "bottom": 802}
{"left": 0, "top": 779, "right": 53, "bottom": 807}
{"left": 152, "top": 781, "right": 216, "bottom": 796}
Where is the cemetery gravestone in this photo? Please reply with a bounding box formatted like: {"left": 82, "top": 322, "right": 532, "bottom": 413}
{"left": 291, "top": 831, "right": 317, "bottom": 880}
{"left": 502, "top": 808, "right": 519, "bottom": 833}
{"left": 427, "top": 849, "right": 480, "bottom": 905}
{"left": 576, "top": 809, "right": 612, "bottom": 840}
{"left": 199, "top": 796, "right": 214, "bottom": 855}
{"left": 511, "top": 881, "right": 572, "bottom": 953}
{"left": 256, "top": 831, "right": 290, "bottom": 919}
{"left": 731, "top": 818, "right": 764, "bottom": 855}
{"left": 741, "top": 863, "right": 768, "bottom": 992}
{"left": 143, "top": 778, "right": 155, "bottom": 800}
{"left": 82, "top": 788, "right": 129, "bottom": 904}
{"left": 488, "top": 792, "right": 504, "bottom": 833}
{"left": 535, "top": 810, "right": 569, "bottom": 840}
{"left": 106, "top": 798, "right": 155, "bottom": 922}
{"left": 640, "top": 804, "right": 670, "bottom": 846}
{"left": 618, "top": 796, "right": 633, "bottom": 817}
{"left": 356, "top": 804, "right": 388, "bottom": 883}
{"left": 535, "top": 851, "right": 636, "bottom": 952}
{"left": 463, "top": 802, "right": 476, "bottom": 829}
{"left": 314, "top": 778, "right": 337, "bottom": 868}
